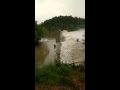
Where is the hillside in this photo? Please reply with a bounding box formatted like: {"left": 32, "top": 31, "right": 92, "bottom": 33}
{"left": 40, "top": 15, "right": 85, "bottom": 31}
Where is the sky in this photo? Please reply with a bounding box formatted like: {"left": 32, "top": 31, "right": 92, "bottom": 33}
{"left": 35, "top": 0, "right": 85, "bottom": 24}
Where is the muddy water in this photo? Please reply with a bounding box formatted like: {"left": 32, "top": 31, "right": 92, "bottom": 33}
{"left": 35, "top": 31, "right": 61, "bottom": 68}
{"left": 35, "top": 29, "right": 85, "bottom": 68}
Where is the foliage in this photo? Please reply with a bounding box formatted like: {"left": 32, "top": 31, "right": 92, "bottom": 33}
{"left": 35, "top": 62, "right": 85, "bottom": 87}
{"left": 79, "top": 72, "right": 85, "bottom": 82}
{"left": 35, "top": 21, "right": 47, "bottom": 45}
{"left": 35, "top": 44, "right": 85, "bottom": 86}
{"left": 35, "top": 63, "right": 74, "bottom": 86}
{"left": 40, "top": 15, "right": 85, "bottom": 31}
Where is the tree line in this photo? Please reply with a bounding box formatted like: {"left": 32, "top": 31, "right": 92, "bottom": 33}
{"left": 40, "top": 15, "right": 85, "bottom": 31}
{"left": 35, "top": 16, "right": 85, "bottom": 45}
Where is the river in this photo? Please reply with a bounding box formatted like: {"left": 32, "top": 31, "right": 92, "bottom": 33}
{"left": 35, "top": 29, "right": 85, "bottom": 68}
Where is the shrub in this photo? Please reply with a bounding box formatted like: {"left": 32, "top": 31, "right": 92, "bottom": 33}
{"left": 35, "top": 63, "right": 73, "bottom": 86}
{"left": 79, "top": 72, "right": 85, "bottom": 82}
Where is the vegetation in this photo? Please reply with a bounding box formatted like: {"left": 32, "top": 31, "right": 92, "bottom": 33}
{"left": 54, "top": 44, "right": 56, "bottom": 49}
{"left": 54, "top": 50, "right": 61, "bottom": 66}
{"left": 35, "top": 21, "right": 47, "bottom": 45}
{"left": 35, "top": 56, "right": 85, "bottom": 89}
{"left": 35, "top": 63, "right": 85, "bottom": 89}
{"left": 35, "top": 16, "right": 85, "bottom": 89}
{"left": 40, "top": 15, "right": 85, "bottom": 31}
{"left": 79, "top": 72, "right": 85, "bottom": 82}
{"left": 35, "top": 16, "right": 85, "bottom": 45}
{"left": 35, "top": 40, "right": 85, "bottom": 89}
{"left": 35, "top": 63, "right": 74, "bottom": 86}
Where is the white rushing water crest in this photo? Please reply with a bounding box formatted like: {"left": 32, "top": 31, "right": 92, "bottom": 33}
{"left": 39, "top": 38, "right": 49, "bottom": 42}
{"left": 60, "top": 29, "right": 85, "bottom": 65}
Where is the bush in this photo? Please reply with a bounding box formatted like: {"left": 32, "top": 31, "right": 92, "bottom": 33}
{"left": 35, "top": 21, "right": 47, "bottom": 45}
{"left": 78, "top": 64, "right": 85, "bottom": 72}
{"left": 35, "top": 63, "right": 73, "bottom": 86}
{"left": 79, "top": 72, "right": 85, "bottom": 82}
{"left": 71, "top": 63, "right": 85, "bottom": 71}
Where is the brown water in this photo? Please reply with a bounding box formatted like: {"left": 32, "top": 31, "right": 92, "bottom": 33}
{"left": 35, "top": 31, "right": 61, "bottom": 68}
{"left": 35, "top": 29, "right": 85, "bottom": 68}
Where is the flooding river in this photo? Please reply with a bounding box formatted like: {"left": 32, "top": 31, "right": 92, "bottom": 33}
{"left": 35, "top": 31, "right": 61, "bottom": 68}
{"left": 35, "top": 29, "right": 85, "bottom": 68}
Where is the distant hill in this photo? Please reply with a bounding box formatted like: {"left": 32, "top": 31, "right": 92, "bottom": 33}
{"left": 40, "top": 15, "right": 85, "bottom": 31}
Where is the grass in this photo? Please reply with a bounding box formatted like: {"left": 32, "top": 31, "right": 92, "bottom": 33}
{"left": 35, "top": 63, "right": 85, "bottom": 87}
{"left": 79, "top": 72, "right": 85, "bottom": 82}
{"left": 35, "top": 63, "right": 74, "bottom": 86}
{"left": 35, "top": 52, "right": 85, "bottom": 88}
{"left": 71, "top": 63, "right": 85, "bottom": 71}
{"left": 79, "top": 64, "right": 85, "bottom": 72}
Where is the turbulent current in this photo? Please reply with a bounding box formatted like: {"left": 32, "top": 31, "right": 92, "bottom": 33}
{"left": 60, "top": 29, "right": 85, "bottom": 65}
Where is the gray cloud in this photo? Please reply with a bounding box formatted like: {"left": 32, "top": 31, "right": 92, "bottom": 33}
{"left": 35, "top": 0, "right": 85, "bottom": 23}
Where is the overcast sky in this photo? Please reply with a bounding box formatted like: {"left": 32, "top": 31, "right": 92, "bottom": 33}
{"left": 35, "top": 0, "right": 85, "bottom": 24}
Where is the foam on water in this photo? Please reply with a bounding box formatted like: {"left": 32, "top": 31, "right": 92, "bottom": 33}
{"left": 60, "top": 30, "right": 85, "bottom": 65}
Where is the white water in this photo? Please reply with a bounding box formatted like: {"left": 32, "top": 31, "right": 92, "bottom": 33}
{"left": 69, "top": 29, "right": 85, "bottom": 41}
{"left": 39, "top": 38, "right": 49, "bottom": 42}
{"left": 60, "top": 29, "right": 85, "bottom": 65}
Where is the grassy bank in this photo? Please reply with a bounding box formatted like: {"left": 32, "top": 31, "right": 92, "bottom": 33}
{"left": 35, "top": 62, "right": 85, "bottom": 90}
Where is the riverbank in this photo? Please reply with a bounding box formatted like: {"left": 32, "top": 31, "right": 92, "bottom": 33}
{"left": 35, "top": 29, "right": 85, "bottom": 90}
{"left": 35, "top": 29, "right": 85, "bottom": 67}
{"left": 35, "top": 63, "right": 85, "bottom": 90}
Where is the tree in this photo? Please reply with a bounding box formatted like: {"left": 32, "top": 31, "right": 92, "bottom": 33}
{"left": 41, "top": 27, "right": 47, "bottom": 37}
{"left": 40, "top": 16, "right": 85, "bottom": 31}
{"left": 35, "top": 21, "right": 47, "bottom": 45}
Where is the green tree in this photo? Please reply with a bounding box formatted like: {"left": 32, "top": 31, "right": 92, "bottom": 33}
{"left": 40, "top": 16, "right": 85, "bottom": 31}
{"left": 41, "top": 27, "right": 47, "bottom": 37}
{"left": 35, "top": 21, "right": 47, "bottom": 45}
